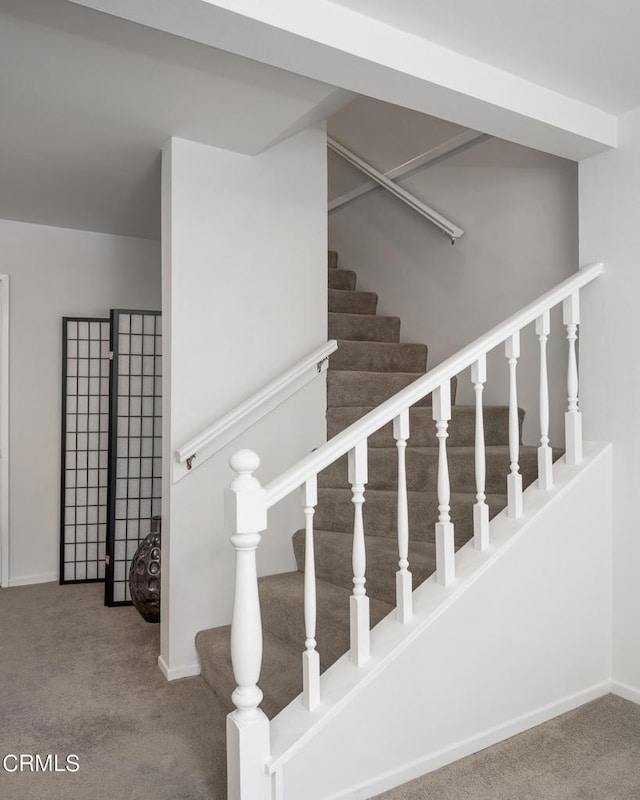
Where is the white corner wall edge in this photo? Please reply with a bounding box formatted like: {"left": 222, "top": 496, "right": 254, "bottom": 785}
{"left": 611, "top": 681, "right": 640, "bottom": 706}
{"left": 158, "top": 655, "right": 201, "bottom": 681}
{"left": 272, "top": 442, "right": 613, "bottom": 800}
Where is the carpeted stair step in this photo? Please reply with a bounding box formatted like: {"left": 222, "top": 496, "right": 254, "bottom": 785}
{"left": 314, "top": 488, "right": 507, "bottom": 546}
{"left": 292, "top": 530, "right": 436, "bottom": 606}
{"left": 328, "top": 250, "right": 338, "bottom": 269}
{"left": 318, "top": 445, "right": 546, "bottom": 495}
{"left": 329, "top": 311, "right": 401, "bottom": 342}
{"left": 327, "top": 405, "right": 523, "bottom": 447}
{"left": 330, "top": 340, "right": 427, "bottom": 373}
{"left": 196, "top": 625, "right": 303, "bottom": 719}
{"left": 327, "top": 370, "right": 432, "bottom": 408}
{"left": 328, "top": 269, "right": 356, "bottom": 290}
{"left": 329, "top": 289, "right": 378, "bottom": 315}
{"left": 258, "top": 571, "right": 393, "bottom": 670}
{"left": 327, "top": 374, "right": 458, "bottom": 411}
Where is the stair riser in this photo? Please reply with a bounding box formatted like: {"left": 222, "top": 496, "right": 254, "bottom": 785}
{"left": 329, "top": 289, "right": 378, "bottom": 315}
{"left": 330, "top": 341, "right": 427, "bottom": 373}
{"left": 328, "top": 270, "right": 356, "bottom": 290}
{"left": 258, "top": 574, "right": 391, "bottom": 669}
{"left": 327, "top": 405, "right": 522, "bottom": 447}
{"left": 329, "top": 312, "right": 400, "bottom": 342}
{"left": 314, "top": 488, "right": 506, "bottom": 546}
{"left": 293, "top": 530, "right": 436, "bottom": 606}
{"left": 318, "top": 447, "right": 541, "bottom": 494}
{"left": 328, "top": 371, "right": 430, "bottom": 408}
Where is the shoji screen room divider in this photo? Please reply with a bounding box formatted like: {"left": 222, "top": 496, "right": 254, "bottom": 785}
{"left": 60, "top": 309, "right": 162, "bottom": 607}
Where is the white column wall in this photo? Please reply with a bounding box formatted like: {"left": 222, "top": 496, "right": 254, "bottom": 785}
{"left": 579, "top": 107, "right": 640, "bottom": 700}
{"left": 329, "top": 119, "right": 578, "bottom": 446}
{"left": 161, "top": 129, "right": 328, "bottom": 677}
{"left": 0, "top": 218, "right": 160, "bottom": 586}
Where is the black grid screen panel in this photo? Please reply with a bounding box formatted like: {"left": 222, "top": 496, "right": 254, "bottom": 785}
{"left": 105, "top": 310, "right": 162, "bottom": 606}
{"left": 60, "top": 318, "right": 110, "bottom": 584}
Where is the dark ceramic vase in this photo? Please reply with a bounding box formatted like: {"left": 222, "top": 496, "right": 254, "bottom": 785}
{"left": 129, "top": 516, "right": 161, "bottom": 623}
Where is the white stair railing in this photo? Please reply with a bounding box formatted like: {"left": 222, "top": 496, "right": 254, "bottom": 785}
{"left": 224, "top": 262, "right": 603, "bottom": 800}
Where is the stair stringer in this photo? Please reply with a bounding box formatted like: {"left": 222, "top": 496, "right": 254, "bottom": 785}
{"left": 267, "top": 442, "right": 613, "bottom": 800}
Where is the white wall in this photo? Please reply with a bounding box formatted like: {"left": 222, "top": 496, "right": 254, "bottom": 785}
{"left": 161, "top": 128, "right": 328, "bottom": 677}
{"left": 0, "top": 218, "right": 160, "bottom": 586}
{"left": 277, "top": 444, "right": 612, "bottom": 799}
{"left": 579, "top": 107, "right": 640, "bottom": 700}
{"left": 328, "top": 99, "right": 579, "bottom": 446}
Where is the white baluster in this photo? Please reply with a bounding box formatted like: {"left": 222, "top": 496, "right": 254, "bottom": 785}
{"left": 564, "top": 292, "right": 583, "bottom": 465}
{"left": 393, "top": 408, "right": 412, "bottom": 623}
{"left": 433, "top": 382, "right": 455, "bottom": 586}
{"left": 301, "top": 476, "right": 320, "bottom": 711}
{"left": 348, "top": 439, "right": 370, "bottom": 666}
{"left": 505, "top": 332, "right": 523, "bottom": 518}
{"left": 536, "top": 311, "right": 553, "bottom": 490}
{"left": 224, "top": 449, "right": 270, "bottom": 800}
{"left": 471, "top": 356, "right": 489, "bottom": 551}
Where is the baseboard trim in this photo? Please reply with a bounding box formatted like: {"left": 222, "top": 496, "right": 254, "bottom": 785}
{"left": 612, "top": 680, "right": 640, "bottom": 706}
{"left": 158, "top": 655, "right": 201, "bottom": 681}
{"left": 326, "top": 681, "right": 612, "bottom": 800}
{"left": 7, "top": 573, "right": 58, "bottom": 587}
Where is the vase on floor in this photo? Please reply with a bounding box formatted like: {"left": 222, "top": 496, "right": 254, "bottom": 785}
{"left": 129, "top": 516, "right": 161, "bottom": 623}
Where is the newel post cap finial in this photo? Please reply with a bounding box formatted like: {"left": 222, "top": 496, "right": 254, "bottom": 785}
{"left": 230, "top": 449, "right": 260, "bottom": 483}
{"left": 226, "top": 449, "right": 267, "bottom": 534}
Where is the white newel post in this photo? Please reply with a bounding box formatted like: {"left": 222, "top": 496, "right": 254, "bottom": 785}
{"left": 536, "top": 311, "right": 554, "bottom": 490}
{"left": 563, "top": 291, "right": 583, "bottom": 465}
{"left": 433, "top": 382, "right": 455, "bottom": 586}
{"left": 393, "top": 408, "right": 412, "bottom": 623}
{"left": 225, "top": 450, "right": 270, "bottom": 800}
{"left": 471, "top": 356, "right": 489, "bottom": 551}
{"left": 349, "top": 439, "right": 370, "bottom": 666}
{"left": 505, "top": 332, "right": 523, "bottom": 518}
{"left": 302, "top": 476, "right": 320, "bottom": 711}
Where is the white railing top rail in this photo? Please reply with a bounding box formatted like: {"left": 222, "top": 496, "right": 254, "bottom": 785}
{"left": 327, "top": 135, "right": 465, "bottom": 242}
{"left": 265, "top": 263, "right": 603, "bottom": 508}
{"left": 174, "top": 339, "right": 337, "bottom": 482}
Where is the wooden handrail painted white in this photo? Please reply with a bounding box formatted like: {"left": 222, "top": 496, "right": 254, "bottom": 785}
{"left": 327, "top": 136, "right": 464, "bottom": 242}
{"left": 173, "top": 340, "right": 337, "bottom": 482}
{"left": 264, "top": 263, "right": 603, "bottom": 508}
{"left": 329, "top": 130, "right": 489, "bottom": 213}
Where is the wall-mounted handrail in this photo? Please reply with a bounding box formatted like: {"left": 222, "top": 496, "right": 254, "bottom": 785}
{"left": 174, "top": 339, "right": 337, "bottom": 482}
{"left": 264, "top": 263, "right": 603, "bottom": 508}
{"left": 327, "top": 136, "right": 465, "bottom": 242}
{"left": 329, "top": 130, "right": 489, "bottom": 213}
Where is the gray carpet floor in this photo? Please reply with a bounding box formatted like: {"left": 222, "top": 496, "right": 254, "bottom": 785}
{"left": 0, "top": 581, "right": 227, "bottom": 800}
{"left": 3, "top": 582, "right": 640, "bottom": 800}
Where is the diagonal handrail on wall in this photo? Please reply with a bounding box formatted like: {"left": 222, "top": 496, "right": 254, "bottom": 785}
{"left": 329, "top": 130, "right": 489, "bottom": 214}
{"left": 174, "top": 339, "right": 337, "bottom": 482}
{"left": 327, "top": 135, "right": 465, "bottom": 242}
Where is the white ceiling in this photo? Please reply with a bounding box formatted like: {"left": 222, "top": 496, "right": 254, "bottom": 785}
{"left": 5, "top": 0, "right": 640, "bottom": 240}
{"left": 331, "top": 0, "right": 640, "bottom": 115}
{"left": 0, "top": 0, "right": 350, "bottom": 239}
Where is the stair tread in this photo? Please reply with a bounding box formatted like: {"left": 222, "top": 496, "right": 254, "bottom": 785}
{"left": 259, "top": 571, "right": 393, "bottom": 668}
{"left": 328, "top": 289, "right": 378, "bottom": 315}
{"left": 196, "top": 625, "right": 304, "bottom": 719}
{"left": 330, "top": 340, "right": 427, "bottom": 373}
{"left": 293, "top": 530, "right": 436, "bottom": 604}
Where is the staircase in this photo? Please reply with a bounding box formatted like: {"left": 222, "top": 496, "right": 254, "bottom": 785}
{"left": 196, "top": 251, "right": 542, "bottom": 718}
